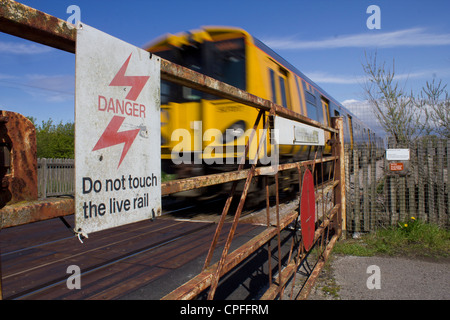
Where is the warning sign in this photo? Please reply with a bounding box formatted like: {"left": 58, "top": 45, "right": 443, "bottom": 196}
{"left": 389, "top": 162, "right": 404, "bottom": 171}
{"left": 75, "top": 23, "right": 161, "bottom": 235}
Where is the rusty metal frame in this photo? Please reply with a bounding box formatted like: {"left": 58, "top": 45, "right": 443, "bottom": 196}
{"left": 0, "top": 0, "right": 345, "bottom": 301}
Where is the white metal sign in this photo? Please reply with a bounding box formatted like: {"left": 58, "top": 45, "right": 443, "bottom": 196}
{"left": 75, "top": 23, "right": 161, "bottom": 236}
{"left": 273, "top": 116, "right": 325, "bottom": 146}
{"left": 386, "top": 149, "right": 410, "bottom": 161}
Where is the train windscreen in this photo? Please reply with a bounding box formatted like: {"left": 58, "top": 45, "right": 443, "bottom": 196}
{"left": 157, "top": 38, "right": 246, "bottom": 104}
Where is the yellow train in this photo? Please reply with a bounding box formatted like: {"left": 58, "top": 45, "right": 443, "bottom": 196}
{"left": 145, "top": 26, "right": 382, "bottom": 188}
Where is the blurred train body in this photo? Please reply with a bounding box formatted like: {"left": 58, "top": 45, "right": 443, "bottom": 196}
{"left": 145, "top": 26, "right": 383, "bottom": 197}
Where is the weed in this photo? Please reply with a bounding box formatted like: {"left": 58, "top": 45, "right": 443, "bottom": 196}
{"left": 334, "top": 218, "right": 450, "bottom": 259}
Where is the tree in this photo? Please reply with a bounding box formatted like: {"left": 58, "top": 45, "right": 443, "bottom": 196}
{"left": 28, "top": 117, "right": 74, "bottom": 158}
{"left": 420, "top": 79, "right": 450, "bottom": 139}
{"left": 362, "top": 52, "right": 429, "bottom": 147}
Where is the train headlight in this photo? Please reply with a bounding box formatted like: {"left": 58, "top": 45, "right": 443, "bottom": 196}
{"left": 223, "top": 120, "right": 246, "bottom": 143}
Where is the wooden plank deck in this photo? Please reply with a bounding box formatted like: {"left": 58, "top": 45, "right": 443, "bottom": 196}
{"left": 0, "top": 215, "right": 262, "bottom": 300}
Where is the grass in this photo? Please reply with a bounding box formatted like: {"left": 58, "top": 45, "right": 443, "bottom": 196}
{"left": 334, "top": 217, "right": 450, "bottom": 259}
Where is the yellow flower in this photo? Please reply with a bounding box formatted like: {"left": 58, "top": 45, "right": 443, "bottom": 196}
{"left": 411, "top": 217, "right": 416, "bottom": 220}
{"left": 404, "top": 223, "right": 408, "bottom": 228}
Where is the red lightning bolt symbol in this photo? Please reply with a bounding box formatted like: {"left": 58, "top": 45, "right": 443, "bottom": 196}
{"left": 92, "top": 116, "right": 140, "bottom": 168}
{"left": 109, "top": 53, "right": 150, "bottom": 101}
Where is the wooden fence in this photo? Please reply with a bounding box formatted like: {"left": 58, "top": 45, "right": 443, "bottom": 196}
{"left": 37, "top": 158, "right": 74, "bottom": 198}
{"left": 345, "top": 139, "right": 449, "bottom": 234}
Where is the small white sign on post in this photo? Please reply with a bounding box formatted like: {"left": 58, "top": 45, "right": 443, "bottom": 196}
{"left": 75, "top": 23, "right": 161, "bottom": 236}
{"left": 386, "top": 149, "right": 410, "bottom": 161}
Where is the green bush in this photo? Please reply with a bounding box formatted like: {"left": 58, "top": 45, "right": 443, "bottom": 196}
{"left": 28, "top": 117, "right": 74, "bottom": 159}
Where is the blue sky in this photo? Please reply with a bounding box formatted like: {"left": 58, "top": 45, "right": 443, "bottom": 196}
{"left": 1, "top": 0, "right": 449, "bottom": 132}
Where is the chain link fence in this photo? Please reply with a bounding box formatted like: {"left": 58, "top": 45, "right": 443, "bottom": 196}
{"left": 345, "top": 138, "right": 449, "bottom": 234}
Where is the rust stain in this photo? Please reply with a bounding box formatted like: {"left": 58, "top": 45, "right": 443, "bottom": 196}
{"left": 0, "top": 111, "right": 37, "bottom": 209}
{"left": 0, "top": 0, "right": 76, "bottom": 53}
{"left": 1, "top": 198, "right": 74, "bottom": 229}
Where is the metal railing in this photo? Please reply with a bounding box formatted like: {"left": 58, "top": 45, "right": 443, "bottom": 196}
{"left": 0, "top": 0, "right": 345, "bottom": 300}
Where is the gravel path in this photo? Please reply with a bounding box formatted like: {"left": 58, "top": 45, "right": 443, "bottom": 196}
{"left": 309, "top": 255, "right": 450, "bottom": 300}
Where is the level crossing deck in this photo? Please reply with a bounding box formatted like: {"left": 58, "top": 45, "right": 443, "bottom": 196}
{"left": 0, "top": 214, "right": 264, "bottom": 300}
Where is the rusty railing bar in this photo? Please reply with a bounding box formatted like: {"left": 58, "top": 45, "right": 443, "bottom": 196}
{"left": 0, "top": 155, "right": 339, "bottom": 230}
{"left": 286, "top": 162, "right": 305, "bottom": 299}
{"left": 0, "top": 198, "right": 74, "bottom": 229}
{"left": 296, "top": 233, "right": 340, "bottom": 300}
{"left": 260, "top": 203, "right": 340, "bottom": 300}
{"left": 162, "top": 155, "right": 338, "bottom": 196}
{"left": 260, "top": 119, "right": 344, "bottom": 300}
{"left": 207, "top": 110, "right": 272, "bottom": 299}
{"left": 0, "top": 0, "right": 76, "bottom": 53}
{"left": 274, "top": 171, "right": 283, "bottom": 297}
{"left": 265, "top": 175, "right": 272, "bottom": 287}
{"left": 162, "top": 209, "right": 299, "bottom": 300}
{"left": 202, "top": 110, "right": 264, "bottom": 270}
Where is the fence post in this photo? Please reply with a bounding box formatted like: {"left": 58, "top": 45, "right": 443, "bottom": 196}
{"left": 344, "top": 145, "right": 352, "bottom": 233}
{"left": 408, "top": 171, "right": 416, "bottom": 221}
{"left": 427, "top": 140, "right": 436, "bottom": 224}
{"left": 399, "top": 175, "right": 406, "bottom": 222}
{"left": 382, "top": 151, "right": 388, "bottom": 224}
{"left": 436, "top": 140, "right": 445, "bottom": 226}
{"left": 353, "top": 146, "right": 360, "bottom": 232}
{"left": 42, "top": 158, "right": 48, "bottom": 199}
{"left": 390, "top": 176, "right": 398, "bottom": 225}
{"left": 370, "top": 145, "right": 376, "bottom": 230}
{"left": 362, "top": 147, "right": 369, "bottom": 232}
{"left": 417, "top": 141, "right": 425, "bottom": 221}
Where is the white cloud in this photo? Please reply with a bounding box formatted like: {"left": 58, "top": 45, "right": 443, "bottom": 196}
{"left": 0, "top": 73, "right": 74, "bottom": 101}
{"left": 341, "top": 99, "right": 362, "bottom": 105}
{"left": 0, "top": 73, "right": 16, "bottom": 80}
{"left": 26, "top": 74, "right": 74, "bottom": 102}
{"left": 0, "top": 41, "right": 53, "bottom": 54}
{"left": 263, "top": 28, "right": 450, "bottom": 50}
{"left": 304, "top": 71, "right": 365, "bottom": 84}
{"left": 305, "top": 67, "right": 450, "bottom": 86}
{"left": 3, "top": 74, "right": 75, "bottom": 102}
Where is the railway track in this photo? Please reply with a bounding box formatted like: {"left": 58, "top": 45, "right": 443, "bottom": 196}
{"left": 0, "top": 195, "right": 273, "bottom": 300}
{"left": 0, "top": 178, "right": 336, "bottom": 300}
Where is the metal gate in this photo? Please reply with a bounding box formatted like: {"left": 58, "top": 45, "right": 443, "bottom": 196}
{"left": 0, "top": 0, "right": 345, "bottom": 300}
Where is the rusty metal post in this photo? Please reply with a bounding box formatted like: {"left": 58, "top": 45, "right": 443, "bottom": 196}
{"left": 207, "top": 112, "right": 271, "bottom": 299}
{"left": 274, "top": 171, "right": 283, "bottom": 298}
{"left": 265, "top": 175, "right": 272, "bottom": 287}
{"left": 202, "top": 111, "right": 264, "bottom": 270}
{"left": 331, "top": 117, "right": 345, "bottom": 236}
{"left": 0, "top": 110, "right": 38, "bottom": 301}
{"left": 0, "top": 111, "right": 38, "bottom": 208}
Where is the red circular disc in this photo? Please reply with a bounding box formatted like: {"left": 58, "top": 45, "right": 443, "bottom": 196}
{"left": 300, "top": 169, "right": 316, "bottom": 251}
